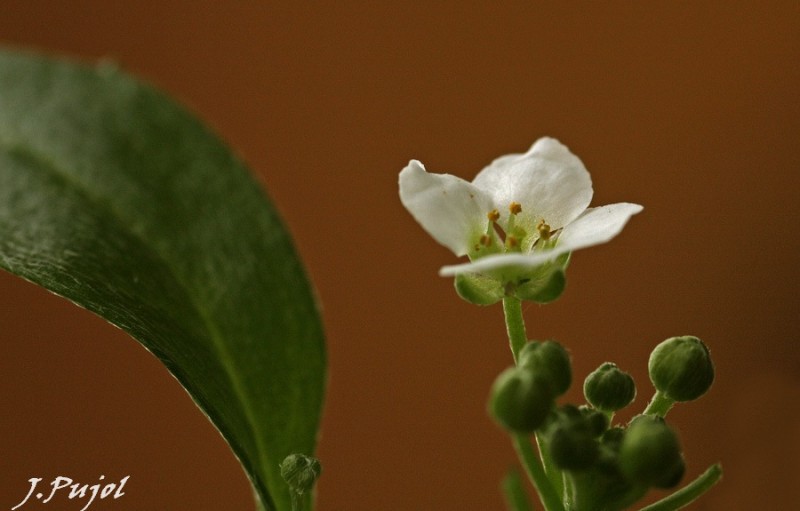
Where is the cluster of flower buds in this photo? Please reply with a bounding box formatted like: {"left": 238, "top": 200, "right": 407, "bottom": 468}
{"left": 489, "top": 336, "right": 715, "bottom": 509}
{"left": 488, "top": 340, "right": 572, "bottom": 432}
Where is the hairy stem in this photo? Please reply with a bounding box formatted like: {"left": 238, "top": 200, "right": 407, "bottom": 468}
{"left": 536, "top": 431, "right": 564, "bottom": 501}
{"left": 642, "top": 390, "right": 675, "bottom": 418}
{"left": 503, "top": 296, "right": 528, "bottom": 364}
{"left": 502, "top": 470, "right": 534, "bottom": 511}
{"left": 513, "top": 435, "right": 567, "bottom": 511}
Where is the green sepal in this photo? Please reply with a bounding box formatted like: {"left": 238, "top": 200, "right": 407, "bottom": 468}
{"left": 454, "top": 272, "right": 504, "bottom": 306}
{"left": 514, "top": 252, "right": 570, "bottom": 304}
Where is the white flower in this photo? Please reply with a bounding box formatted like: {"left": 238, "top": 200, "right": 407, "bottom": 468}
{"left": 399, "top": 137, "right": 643, "bottom": 282}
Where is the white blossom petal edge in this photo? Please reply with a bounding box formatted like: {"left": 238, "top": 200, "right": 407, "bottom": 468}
{"left": 399, "top": 137, "right": 643, "bottom": 279}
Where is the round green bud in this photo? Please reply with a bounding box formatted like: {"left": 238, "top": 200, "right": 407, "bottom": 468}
{"left": 518, "top": 340, "right": 572, "bottom": 396}
{"left": 649, "top": 336, "right": 714, "bottom": 402}
{"left": 489, "top": 367, "right": 554, "bottom": 433}
{"left": 549, "top": 423, "right": 600, "bottom": 471}
{"left": 583, "top": 362, "right": 637, "bottom": 412}
{"left": 280, "top": 453, "right": 321, "bottom": 495}
{"left": 658, "top": 455, "right": 686, "bottom": 489}
{"left": 619, "top": 415, "right": 684, "bottom": 488}
{"left": 601, "top": 426, "right": 625, "bottom": 451}
{"left": 542, "top": 405, "right": 604, "bottom": 472}
{"left": 579, "top": 405, "right": 609, "bottom": 437}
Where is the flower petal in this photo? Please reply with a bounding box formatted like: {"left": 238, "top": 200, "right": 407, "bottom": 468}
{"left": 556, "top": 202, "right": 643, "bottom": 252}
{"left": 472, "top": 137, "right": 593, "bottom": 229}
{"left": 399, "top": 160, "right": 494, "bottom": 256}
{"left": 439, "top": 251, "right": 565, "bottom": 277}
{"left": 438, "top": 202, "right": 643, "bottom": 277}
{"left": 471, "top": 151, "right": 525, "bottom": 190}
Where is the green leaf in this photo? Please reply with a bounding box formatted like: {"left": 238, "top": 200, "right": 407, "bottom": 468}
{"left": 0, "top": 49, "right": 325, "bottom": 511}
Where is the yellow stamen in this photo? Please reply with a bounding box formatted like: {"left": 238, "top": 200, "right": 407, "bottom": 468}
{"left": 487, "top": 209, "right": 500, "bottom": 222}
{"left": 480, "top": 234, "right": 492, "bottom": 246}
{"left": 507, "top": 235, "right": 519, "bottom": 248}
{"left": 509, "top": 202, "right": 522, "bottom": 215}
{"left": 537, "top": 219, "right": 552, "bottom": 241}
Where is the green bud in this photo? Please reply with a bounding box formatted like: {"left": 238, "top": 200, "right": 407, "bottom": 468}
{"left": 556, "top": 403, "right": 584, "bottom": 421}
{"left": 579, "top": 405, "right": 609, "bottom": 437}
{"left": 619, "top": 415, "right": 684, "bottom": 488}
{"left": 280, "top": 453, "right": 321, "bottom": 495}
{"left": 649, "top": 336, "right": 714, "bottom": 402}
{"left": 550, "top": 425, "right": 599, "bottom": 471}
{"left": 584, "top": 362, "right": 637, "bottom": 412}
{"left": 658, "top": 455, "right": 686, "bottom": 489}
{"left": 489, "top": 367, "right": 554, "bottom": 433}
{"left": 543, "top": 406, "right": 604, "bottom": 471}
{"left": 518, "top": 340, "right": 572, "bottom": 396}
{"left": 454, "top": 273, "right": 504, "bottom": 305}
{"left": 601, "top": 426, "right": 625, "bottom": 451}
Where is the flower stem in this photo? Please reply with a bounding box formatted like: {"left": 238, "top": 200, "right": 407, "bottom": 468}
{"left": 512, "top": 435, "right": 566, "bottom": 511}
{"left": 502, "top": 469, "right": 534, "bottom": 511}
{"left": 502, "top": 296, "right": 564, "bottom": 511}
{"left": 642, "top": 390, "right": 675, "bottom": 418}
{"left": 637, "top": 464, "right": 722, "bottom": 511}
{"left": 536, "top": 431, "right": 564, "bottom": 501}
{"left": 502, "top": 296, "right": 527, "bottom": 364}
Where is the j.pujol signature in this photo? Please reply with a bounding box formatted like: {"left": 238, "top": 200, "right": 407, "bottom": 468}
{"left": 11, "top": 475, "right": 129, "bottom": 511}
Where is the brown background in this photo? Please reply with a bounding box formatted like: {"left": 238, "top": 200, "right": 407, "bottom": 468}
{"left": 0, "top": 2, "right": 797, "bottom": 510}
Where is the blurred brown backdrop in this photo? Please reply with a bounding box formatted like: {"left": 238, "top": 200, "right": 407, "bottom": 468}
{"left": 1, "top": 2, "right": 798, "bottom": 510}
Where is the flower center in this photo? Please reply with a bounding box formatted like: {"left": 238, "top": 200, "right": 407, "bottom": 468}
{"left": 533, "top": 219, "right": 562, "bottom": 250}
{"left": 470, "top": 209, "right": 502, "bottom": 255}
{"left": 503, "top": 202, "right": 525, "bottom": 250}
{"left": 470, "top": 202, "right": 562, "bottom": 260}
